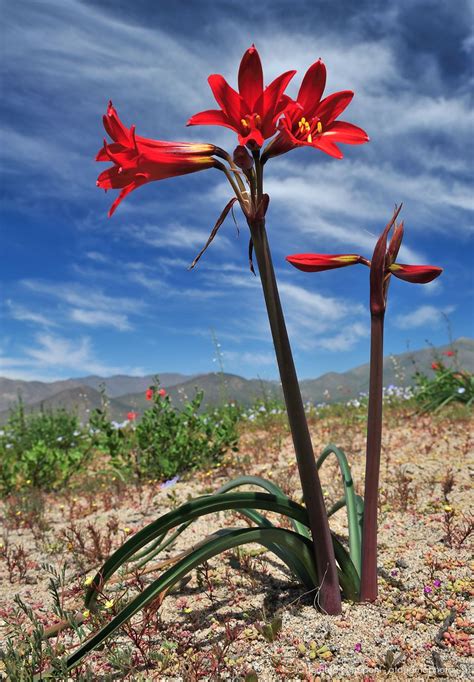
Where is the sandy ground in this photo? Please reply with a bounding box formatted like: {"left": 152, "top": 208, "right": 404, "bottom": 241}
{"left": 0, "top": 409, "right": 473, "bottom": 680}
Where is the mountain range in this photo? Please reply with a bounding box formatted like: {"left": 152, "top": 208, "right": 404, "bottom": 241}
{"left": 1, "top": 338, "right": 472, "bottom": 423}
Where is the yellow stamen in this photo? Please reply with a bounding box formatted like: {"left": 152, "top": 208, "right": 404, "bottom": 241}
{"left": 307, "top": 133, "right": 312, "bottom": 143}
{"left": 317, "top": 121, "right": 323, "bottom": 134}
{"left": 241, "top": 119, "right": 248, "bottom": 128}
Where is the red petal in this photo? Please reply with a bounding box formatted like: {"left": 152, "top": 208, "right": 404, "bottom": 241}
{"left": 208, "top": 74, "right": 242, "bottom": 126}
{"left": 186, "top": 109, "right": 237, "bottom": 132}
{"left": 108, "top": 182, "right": 140, "bottom": 217}
{"left": 286, "top": 253, "right": 361, "bottom": 272}
{"left": 323, "top": 121, "right": 369, "bottom": 144}
{"left": 297, "top": 59, "right": 327, "bottom": 117}
{"left": 261, "top": 129, "right": 296, "bottom": 162}
{"left": 312, "top": 136, "right": 344, "bottom": 158}
{"left": 317, "top": 90, "right": 354, "bottom": 126}
{"left": 256, "top": 70, "right": 297, "bottom": 137}
{"left": 389, "top": 263, "right": 443, "bottom": 283}
{"left": 238, "top": 45, "right": 263, "bottom": 110}
{"left": 103, "top": 102, "right": 131, "bottom": 145}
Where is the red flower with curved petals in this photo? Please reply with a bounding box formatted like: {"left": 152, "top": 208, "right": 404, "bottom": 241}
{"left": 97, "top": 102, "right": 219, "bottom": 216}
{"left": 263, "top": 58, "right": 369, "bottom": 161}
{"left": 187, "top": 45, "right": 296, "bottom": 149}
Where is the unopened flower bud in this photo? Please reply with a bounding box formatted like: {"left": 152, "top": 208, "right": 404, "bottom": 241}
{"left": 233, "top": 145, "right": 254, "bottom": 170}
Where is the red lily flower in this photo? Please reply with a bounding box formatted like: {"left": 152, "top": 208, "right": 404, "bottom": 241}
{"left": 262, "top": 58, "right": 369, "bottom": 161}
{"left": 158, "top": 388, "right": 167, "bottom": 397}
{"left": 443, "top": 350, "right": 455, "bottom": 357}
{"left": 127, "top": 411, "right": 138, "bottom": 421}
{"left": 97, "top": 102, "right": 220, "bottom": 216}
{"left": 145, "top": 388, "right": 154, "bottom": 401}
{"left": 286, "top": 206, "right": 442, "bottom": 316}
{"left": 431, "top": 362, "right": 440, "bottom": 370}
{"left": 187, "top": 45, "right": 296, "bottom": 149}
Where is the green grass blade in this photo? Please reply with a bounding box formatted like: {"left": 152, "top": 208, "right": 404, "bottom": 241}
{"left": 216, "top": 475, "right": 311, "bottom": 538}
{"left": 316, "top": 444, "right": 362, "bottom": 576}
{"left": 67, "top": 527, "right": 318, "bottom": 673}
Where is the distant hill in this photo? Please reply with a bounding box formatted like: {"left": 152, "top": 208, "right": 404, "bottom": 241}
{"left": 299, "top": 337, "right": 474, "bottom": 404}
{"left": 0, "top": 338, "right": 472, "bottom": 422}
{"left": 0, "top": 373, "right": 194, "bottom": 413}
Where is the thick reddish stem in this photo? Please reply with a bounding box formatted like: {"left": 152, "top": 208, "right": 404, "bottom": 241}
{"left": 249, "top": 218, "right": 342, "bottom": 614}
{"left": 360, "top": 312, "right": 385, "bottom": 601}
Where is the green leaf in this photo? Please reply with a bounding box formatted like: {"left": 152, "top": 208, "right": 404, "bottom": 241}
{"left": 65, "top": 527, "right": 318, "bottom": 673}
{"left": 84, "top": 492, "right": 311, "bottom": 610}
{"left": 216, "top": 475, "right": 311, "bottom": 538}
{"left": 317, "top": 444, "right": 362, "bottom": 576}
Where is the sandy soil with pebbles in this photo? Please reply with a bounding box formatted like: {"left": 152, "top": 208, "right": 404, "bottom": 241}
{"left": 0, "top": 408, "right": 473, "bottom": 680}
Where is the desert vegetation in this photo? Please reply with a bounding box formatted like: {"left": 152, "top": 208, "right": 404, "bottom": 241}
{"left": 0, "top": 366, "right": 472, "bottom": 679}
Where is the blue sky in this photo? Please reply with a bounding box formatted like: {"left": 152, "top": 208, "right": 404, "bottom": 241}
{"left": 1, "top": 0, "right": 473, "bottom": 382}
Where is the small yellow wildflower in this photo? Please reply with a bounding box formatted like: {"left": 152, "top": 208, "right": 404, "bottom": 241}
{"left": 82, "top": 610, "right": 90, "bottom": 619}
{"left": 104, "top": 600, "right": 114, "bottom": 609}
{"left": 84, "top": 576, "right": 93, "bottom": 586}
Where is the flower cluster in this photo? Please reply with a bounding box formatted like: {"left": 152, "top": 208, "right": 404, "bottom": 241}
{"left": 97, "top": 47, "right": 368, "bottom": 217}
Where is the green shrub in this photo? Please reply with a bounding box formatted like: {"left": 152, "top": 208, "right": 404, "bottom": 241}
{"left": 94, "top": 386, "right": 240, "bottom": 481}
{"left": 0, "top": 400, "right": 92, "bottom": 494}
{"left": 414, "top": 360, "right": 473, "bottom": 412}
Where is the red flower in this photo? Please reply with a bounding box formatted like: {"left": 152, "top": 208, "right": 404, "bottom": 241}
{"left": 262, "top": 58, "right": 369, "bottom": 161}
{"left": 97, "top": 102, "right": 220, "bottom": 216}
{"left": 145, "top": 389, "right": 154, "bottom": 401}
{"left": 443, "top": 350, "right": 455, "bottom": 357}
{"left": 127, "top": 411, "right": 138, "bottom": 421}
{"left": 286, "top": 253, "right": 362, "bottom": 272}
{"left": 158, "top": 388, "right": 167, "bottom": 397}
{"left": 286, "top": 206, "right": 442, "bottom": 316}
{"left": 187, "top": 45, "right": 296, "bottom": 149}
{"left": 431, "top": 362, "right": 440, "bottom": 370}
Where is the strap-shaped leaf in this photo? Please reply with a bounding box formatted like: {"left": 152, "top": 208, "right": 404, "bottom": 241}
{"left": 84, "top": 492, "right": 310, "bottom": 609}
{"left": 65, "top": 527, "right": 318, "bottom": 673}
{"left": 216, "top": 475, "right": 311, "bottom": 538}
{"left": 317, "top": 444, "right": 362, "bottom": 576}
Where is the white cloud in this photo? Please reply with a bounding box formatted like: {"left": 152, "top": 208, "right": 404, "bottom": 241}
{"left": 70, "top": 308, "right": 132, "bottom": 331}
{"left": 314, "top": 322, "right": 368, "bottom": 351}
{"left": 21, "top": 280, "right": 145, "bottom": 315}
{"left": 396, "top": 304, "right": 456, "bottom": 329}
{"left": 129, "top": 221, "right": 234, "bottom": 252}
{"left": 223, "top": 351, "right": 276, "bottom": 366}
{"left": 6, "top": 300, "right": 57, "bottom": 327}
{"left": 16, "top": 332, "right": 143, "bottom": 376}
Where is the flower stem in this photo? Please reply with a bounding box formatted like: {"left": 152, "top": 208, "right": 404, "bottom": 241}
{"left": 248, "top": 217, "right": 342, "bottom": 615}
{"left": 360, "top": 311, "right": 385, "bottom": 601}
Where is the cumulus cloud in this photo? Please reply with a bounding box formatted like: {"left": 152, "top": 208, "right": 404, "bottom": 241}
{"left": 396, "top": 304, "right": 456, "bottom": 329}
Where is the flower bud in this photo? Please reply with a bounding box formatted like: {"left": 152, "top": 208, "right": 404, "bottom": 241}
{"left": 233, "top": 145, "right": 254, "bottom": 170}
